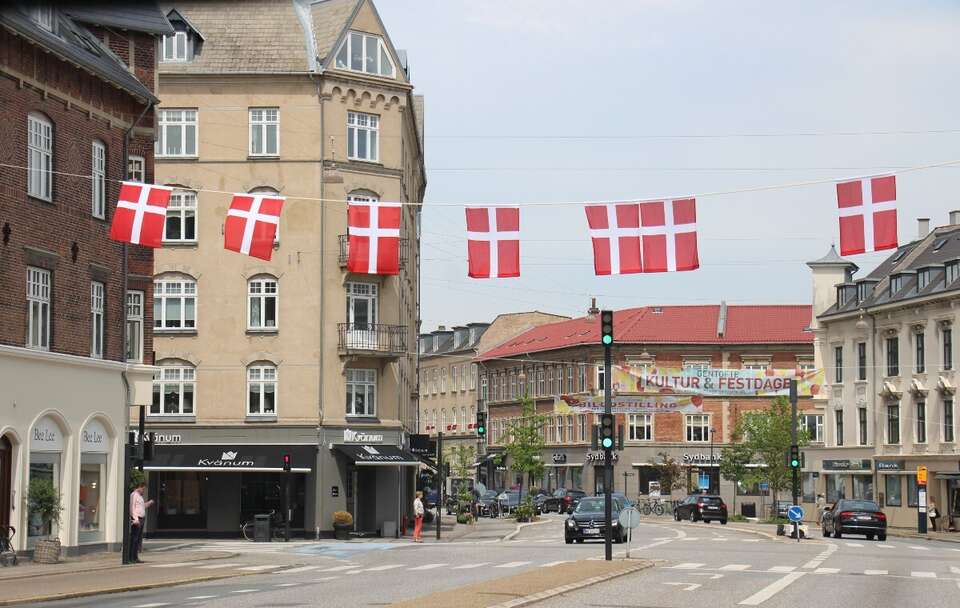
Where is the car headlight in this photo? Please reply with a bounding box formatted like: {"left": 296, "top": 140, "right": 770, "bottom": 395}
{"left": 566, "top": 519, "right": 577, "bottom": 528}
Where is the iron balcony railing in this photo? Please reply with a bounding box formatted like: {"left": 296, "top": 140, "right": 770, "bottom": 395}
{"left": 338, "top": 235, "right": 410, "bottom": 269}
{"left": 337, "top": 323, "right": 407, "bottom": 356}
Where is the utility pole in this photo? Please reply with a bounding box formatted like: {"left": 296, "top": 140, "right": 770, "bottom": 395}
{"left": 789, "top": 379, "right": 800, "bottom": 542}
{"left": 600, "top": 310, "right": 614, "bottom": 562}
{"left": 436, "top": 431, "right": 443, "bottom": 540}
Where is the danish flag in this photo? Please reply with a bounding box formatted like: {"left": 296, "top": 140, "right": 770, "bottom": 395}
{"left": 347, "top": 199, "right": 402, "bottom": 275}
{"left": 639, "top": 198, "right": 699, "bottom": 272}
{"left": 224, "top": 193, "right": 285, "bottom": 261}
{"left": 108, "top": 182, "right": 173, "bottom": 247}
{"left": 836, "top": 175, "right": 898, "bottom": 256}
{"left": 465, "top": 206, "right": 520, "bottom": 278}
{"left": 585, "top": 203, "right": 643, "bottom": 275}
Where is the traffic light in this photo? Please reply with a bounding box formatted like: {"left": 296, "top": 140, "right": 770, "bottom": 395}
{"left": 789, "top": 445, "right": 800, "bottom": 469}
{"left": 599, "top": 413, "right": 615, "bottom": 450}
{"left": 282, "top": 453, "right": 292, "bottom": 472}
{"left": 476, "top": 411, "right": 486, "bottom": 437}
{"left": 600, "top": 310, "right": 614, "bottom": 346}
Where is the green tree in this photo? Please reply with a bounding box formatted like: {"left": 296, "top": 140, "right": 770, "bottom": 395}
{"left": 449, "top": 444, "right": 477, "bottom": 504}
{"left": 652, "top": 451, "right": 686, "bottom": 495}
{"left": 735, "top": 396, "right": 809, "bottom": 504}
{"left": 719, "top": 441, "right": 753, "bottom": 516}
{"left": 504, "top": 396, "right": 547, "bottom": 508}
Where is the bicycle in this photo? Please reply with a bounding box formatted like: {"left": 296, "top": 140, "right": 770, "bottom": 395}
{"left": 0, "top": 526, "right": 17, "bottom": 567}
{"left": 241, "top": 510, "right": 288, "bottom": 541}
{"left": 640, "top": 498, "right": 666, "bottom": 516}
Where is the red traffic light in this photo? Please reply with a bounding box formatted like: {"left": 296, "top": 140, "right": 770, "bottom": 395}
{"left": 282, "top": 454, "right": 292, "bottom": 472}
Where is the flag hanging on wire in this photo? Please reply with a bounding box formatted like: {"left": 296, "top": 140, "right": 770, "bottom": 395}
{"left": 584, "top": 203, "right": 643, "bottom": 275}
{"left": 108, "top": 182, "right": 173, "bottom": 247}
{"left": 224, "top": 193, "right": 285, "bottom": 261}
{"left": 347, "top": 198, "right": 402, "bottom": 275}
{"left": 837, "top": 175, "right": 898, "bottom": 256}
{"left": 639, "top": 198, "right": 699, "bottom": 272}
{"left": 465, "top": 206, "right": 520, "bottom": 278}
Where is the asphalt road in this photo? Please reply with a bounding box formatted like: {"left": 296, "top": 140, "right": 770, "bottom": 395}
{"left": 22, "top": 515, "right": 960, "bottom": 608}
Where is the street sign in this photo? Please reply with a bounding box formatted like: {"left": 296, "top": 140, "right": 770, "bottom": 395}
{"left": 619, "top": 507, "right": 641, "bottom": 529}
{"left": 787, "top": 505, "right": 804, "bottom": 522}
{"left": 759, "top": 482, "right": 769, "bottom": 491}
{"left": 917, "top": 465, "right": 928, "bottom": 485}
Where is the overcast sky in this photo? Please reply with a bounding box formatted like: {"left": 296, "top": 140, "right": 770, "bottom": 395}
{"left": 375, "top": 0, "right": 960, "bottom": 331}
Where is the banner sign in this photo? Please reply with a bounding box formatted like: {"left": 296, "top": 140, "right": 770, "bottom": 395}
{"left": 613, "top": 365, "right": 824, "bottom": 397}
{"left": 555, "top": 393, "right": 703, "bottom": 414}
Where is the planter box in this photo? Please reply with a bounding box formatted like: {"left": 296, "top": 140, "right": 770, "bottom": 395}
{"left": 33, "top": 539, "right": 60, "bottom": 564}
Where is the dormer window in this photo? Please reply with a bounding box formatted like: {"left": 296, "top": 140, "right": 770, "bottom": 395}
{"left": 162, "top": 10, "right": 203, "bottom": 64}
{"left": 29, "top": 4, "right": 55, "bottom": 32}
{"left": 335, "top": 31, "right": 395, "bottom": 78}
{"left": 890, "top": 275, "right": 904, "bottom": 296}
{"left": 162, "top": 30, "right": 189, "bottom": 62}
{"left": 947, "top": 261, "right": 960, "bottom": 286}
{"left": 857, "top": 282, "right": 873, "bottom": 303}
{"left": 918, "top": 269, "right": 932, "bottom": 290}
{"left": 837, "top": 286, "right": 847, "bottom": 307}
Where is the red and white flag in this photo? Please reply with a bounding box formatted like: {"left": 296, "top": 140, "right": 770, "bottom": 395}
{"left": 837, "top": 175, "right": 898, "bottom": 256}
{"left": 348, "top": 199, "right": 402, "bottom": 275}
{"left": 585, "top": 203, "right": 642, "bottom": 275}
{"left": 108, "top": 182, "right": 173, "bottom": 247}
{"left": 224, "top": 193, "right": 285, "bottom": 261}
{"left": 465, "top": 206, "right": 520, "bottom": 278}
{"left": 639, "top": 198, "right": 699, "bottom": 272}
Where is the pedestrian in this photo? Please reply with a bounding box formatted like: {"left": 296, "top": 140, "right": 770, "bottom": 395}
{"left": 413, "top": 491, "right": 425, "bottom": 543}
{"left": 128, "top": 481, "right": 154, "bottom": 563}
{"left": 929, "top": 498, "right": 940, "bottom": 532}
{"left": 815, "top": 494, "right": 826, "bottom": 525}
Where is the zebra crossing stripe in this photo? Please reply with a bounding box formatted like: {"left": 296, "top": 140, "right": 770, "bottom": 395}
{"left": 409, "top": 563, "right": 446, "bottom": 571}
{"left": 495, "top": 561, "right": 532, "bottom": 568}
{"left": 864, "top": 570, "right": 887, "bottom": 576}
{"left": 672, "top": 563, "right": 705, "bottom": 569}
{"left": 719, "top": 564, "right": 750, "bottom": 571}
{"left": 453, "top": 563, "right": 489, "bottom": 570}
{"left": 281, "top": 566, "right": 320, "bottom": 574}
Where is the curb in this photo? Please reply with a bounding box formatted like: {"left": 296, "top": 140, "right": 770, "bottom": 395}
{"left": 0, "top": 550, "right": 239, "bottom": 583}
{"left": 886, "top": 531, "right": 960, "bottom": 544}
{"left": 486, "top": 560, "right": 654, "bottom": 608}
{"left": 502, "top": 518, "right": 553, "bottom": 542}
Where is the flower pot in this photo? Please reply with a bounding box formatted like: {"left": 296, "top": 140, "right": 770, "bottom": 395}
{"left": 33, "top": 538, "right": 60, "bottom": 564}
{"left": 333, "top": 523, "right": 352, "bottom": 541}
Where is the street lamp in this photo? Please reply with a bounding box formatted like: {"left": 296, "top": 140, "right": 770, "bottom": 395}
{"left": 709, "top": 427, "right": 716, "bottom": 493}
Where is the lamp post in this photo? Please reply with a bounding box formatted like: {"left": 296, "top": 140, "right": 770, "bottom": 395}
{"left": 709, "top": 427, "right": 716, "bottom": 493}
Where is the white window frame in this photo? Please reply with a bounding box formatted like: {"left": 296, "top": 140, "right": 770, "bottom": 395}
{"left": 164, "top": 190, "right": 197, "bottom": 242}
{"left": 247, "top": 365, "right": 278, "bottom": 416}
{"left": 151, "top": 365, "right": 196, "bottom": 416}
{"left": 157, "top": 109, "right": 198, "bottom": 158}
{"left": 161, "top": 30, "right": 189, "bottom": 62}
{"left": 27, "top": 113, "right": 53, "bottom": 201}
{"left": 470, "top": 364, "right": 477, "bottom": 390}
{"left": 685, "top": 414, "right": 710, "bottom": 443}
{"left": 886, "top": 403, "right": 901, "bottom": 444}
{"left": 858, "top": 406, "right": 868, "bottom": 446}
{"left": 249, "top": 107, "right": 279, "bottom": 156}
{"left": 944, "top": 398, "right": 955, "bottom": 443}
{"left": 346, "top": 368, "right": 377, "bottom": 417}
{"left": 125, "top": 290, "right": 144, "bottom": 363}
{"left": 452, "top": 365, "right": 459, "bottom": 394}
{"left": 461, "top": 363, "right": 468, "bottom": 391}
{"left": 683, "top": 358, "right": 711, "bottom": 371}
{"left": 91, "top": 140, "right": 106, "bottom": 219}
{"left": 247, "top": 277, "right": 278, "bottom": 330}
{"left": 127, "top": 155, "right": 145, "bottom": 183}
{"left": 29, "top": 4, "right": 55, "bottom": 31}
{"left": 335, "top": 31, "right": 396, "bottom": 77}
{"left": 26, "top": 267, "right": 51, "bottom": 350}
{"left": 347, "top": 111, "right": 379, "bottom": 162}
{"left": 90, "top": 281, "right": 104, "bottom": 358}
{"left": 594, "top": 362, "right": 605, "bottom": 392}
{"left": 153, "top": 277, "right": 197, "bottom": 330}
{"left": 800, "top": 413, "right": 824, "bottom": 443}
{"left": 741, "top": 358, "right": 770, "bottom": 371}
{"left": 915, "top": 399, "right": 927, "bottom": 444}
{"left": 629, "top": 413, "right": 653, "bottom": 441}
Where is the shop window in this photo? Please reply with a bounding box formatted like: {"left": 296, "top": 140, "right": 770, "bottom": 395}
{"left": 907, "top": 475, "right": 919, "bottom": 508}
{"left": 825, "top": 474, "right": 846, "bottom": 504}
{"left": 27, "top": 461, "right": 58, "bottom": 539}
{"left": 78, "top": 462, "right": 103, "bottom": 539}
{"left": 885, "top": 475, "right": 902, "bottom": 507}
{"left": 802, "top": 473, "right": 816, "bottom": 503}
{"left": 853, "top": 475, "right": 873, "bottom": 501}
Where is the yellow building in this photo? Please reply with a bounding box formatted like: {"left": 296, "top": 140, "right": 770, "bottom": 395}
{"left": 142, "top": 0, "right": 425, "bottom": 538}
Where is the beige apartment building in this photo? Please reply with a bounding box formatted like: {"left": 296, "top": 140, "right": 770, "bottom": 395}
{"left": 808, "top": 216, "right": 960, "bottom": 531}
{"left": 141, "top": 0, "right": 425, "bottom": 538}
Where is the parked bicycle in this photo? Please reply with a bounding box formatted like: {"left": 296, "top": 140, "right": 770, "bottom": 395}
{"left": 0, "top": 526, "right": 17, "bottom": 567}
{"left": 241, "top": 510, "right": 288, "bottom": 541}
{"left": 639, "top": 498, "right": 666, "bottom": 516}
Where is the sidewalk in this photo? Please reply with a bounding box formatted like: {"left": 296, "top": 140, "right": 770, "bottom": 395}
{"left": 725, "top": 519, "right": 960, "bottom": 544}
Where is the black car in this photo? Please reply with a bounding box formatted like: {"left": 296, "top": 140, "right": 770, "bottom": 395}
{"left": 821, "top": 499, "right": 887, "bottom": 541}
{"left": 477, "top": 490, "right": 501, "bottom": 517}
{"left": 530, "top": 490, "right": 552, "bottom": 514}
{"left": 497, "top": 491, "right": 522, "bottom": 514}
{"left": 673, "top": 494, "right": 728, "bottom": 524}
{"left": 542, "top": 488, "right": 587, "bottom": 513}
{"left": 565, "top": 496, "right": 628, "bottom": 544}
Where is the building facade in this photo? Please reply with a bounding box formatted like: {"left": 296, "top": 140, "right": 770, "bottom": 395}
{"left": 478, "top": 303, "right": 816, "bottom": 513}
{"left": 144, "top": 0, "right": 425, "bottom": 538}
{"left": 809, "top": 216, "right": 960, "bottom": 530}
{"left": 0, "top": 3, "right": 169, "bottom": 553}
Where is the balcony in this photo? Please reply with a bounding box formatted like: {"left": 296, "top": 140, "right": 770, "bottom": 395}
{"left": 339, "top": 235, "right": 410, "bottom": 270}
{"left": 338, "top": 323, "right": 407, "bottom": 357}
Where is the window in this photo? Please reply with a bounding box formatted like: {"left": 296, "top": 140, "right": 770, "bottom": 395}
{"left": 834, "top": 410, "right": 843, "bottom": 446}
{"left": 480, "top": 375, "right": 487, "bottom": 401}
{"left": 947, "top": 262, "right": 960, "bottom": 286}
{"left": 164, "top": 190, "right": 197, "bottom": 242}
{"left": 335, "top": 31, "right": 395, "bottom": 77}
{"left": 346, "top": 369, "right": 376, "bottom": 416}
{"left": 461, "top": 407, "right": 468, "bottom": 434}
{"left": 578, "top": 364, "right": 586, "bottom": 392}
{"left": 578, "top": 414, "right": 587, "bottom": 442}
{"left": 834, "top": 346, "right": 843, "bottom": 383}
{"left": 248, "top": 277, "right": 278, "bottom": 329}
{"left": 249, "top": 108, "right": 279, "bottom": 156}
{"left": 29, "top": 4, "right": 55, "bottom": 31}
{"left": 800, "top": 414, "right": 824, "bottom": 443}
{"left": 916, "top": 332, "right": 925, "bottom": 373}
{"left": 125, "top": 291, "right": 144, "bottom": 363}
{"left": 247, "top": 365, "right": 277, "bottom": 416}
{"left": 518, "top": 369, "right": 526, "bottom": 396}
{"left": 943, "top": 328, "right": 953, "bottom": 370}
{"left": 685, "top": 414, "right": 710, "bottom": 442}
{"left": 566, "top": 365, "right": 574, "bottom": 394}
{"left": 886, "top": 337, "right": 899, "bottom": 376}
{"left": 836, "top": 286, "right": 847, "bottom": 307}
{"left": 91, "top": 141, "right": 105, "bottom": 218}
{"left": 508, "top": 371, "right": 516, "bottom": 398}
{"left": 890, "top": 275, "right": 904, "bottom": 295}
{"left": 27, "top": 113, "right": 53, "bottom": 200}
{"left": 153, "top": 277, "right": 197, "bottom": 330}
{"left": 151, "top": 365, "right": 195, "bottom": 415}
{"left": 157, "top": 109, "right": 197, "bottom": 157}
{"left": 470, "top": 364, "right": 477, "bottom": 390}
{"left": 907, "top": 475, "right": 919, "bottom": 508}
{"left": 90, "top": 282, "right": 104, "bottom": 358}
{"left": 555, "top": 417, "right": 563, "bottom": 443}
{"left": 629, "top": 414, "right": 652, "bottom": 441}
{"left": 857, "top": 282, "right": 871, "bottom": 302}
{"left": 887, "top": 403, "right": 900, "bottom": 444}
{"left": 918, "top": 269, "right": 932, "bottom": 290}
{"left": 453, "top": 366, "right": 459, "bottom": 394}
{"left": 595, "top": 363, "right": 605, "bottom": 392}
{"left": 742, "top": 359, "right": 769, "bottom": 371}
{"left": 885, "top": 475, "right": 902, "bottom": 507}
{"left": 26, "top": 267, "right": 51, "bottom": 350}
{"left": 347, "top": 111, "right": 379, "bottom": 162}
{"left": 161, "top": 30, "right": 189, "bottom": 62}
{"left": 857, "top": 342, "right": 867, "bottom": 380}
{"left": 537, "top": 367, "right": 545, "bottom": 396}
{"left": 683, "top": 359, "right": 710, "bottom": 371}
{"left": 546, "top": 367, "right": 553, "bottom": 396}
{"left": 853, "top": 475, "right": 873, "bottom": 501}
{"left": 127, "top": 155, "right": 145, "bottom": 182}
{"left": 916, "top": 400, "right": 926, "bottom": 443}
{"left": 461, "top": 364, "right": 467, "bottom": 391}
{"left": 346, "top": 282, "right": 377, "bottom": 329}
{"left": 858, "top": 407, "right": 868, "bottom": 446}
{"left": 945, "top": 399, "right": 955, "bottom": 442}
{"left": 440, "top": 368, "right": 447, "bottom": 393}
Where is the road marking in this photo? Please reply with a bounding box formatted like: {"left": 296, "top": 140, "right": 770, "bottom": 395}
{"left": 864, "top": 570, "right": 888, "bottom": 576}
{"left": 909, "top": 546, "right": 930, "bottom": 551}
{"left": 345, "top": 570, "right": 364, "bottom": 575}
{"left": 690, "top": 573, "right": 723, "bottom": 579}
{"left": 366, "top": 564, "right": 404, "bottom": 572}
{"left": 238, "top": 565, "right": 281, "bottom": 571}
{"left": 149, "top": 542, "right": 195, "bottom": 552}
{"left": 231, "top": 589, "right": 258, "bottom": 594}
{"left": 275, "top": 583, "right": 299, "bottom": 587}
{"left": 741, "top": 538, "right": 762, "bottom": 543}
{"left": 133, "top": 604, "right": 170, "bottom": 608}
{"left": 680, "top": 537, "right": 700, "bottom": 541}
{"left": 496, "top": 561, "right": 532, "bottom": 568}
{"left": 185, "top": 597, "right": 217, "bottom": 600}
{"left": 315, "top": 576, "right": 341, "bottom": 581}
{"left": 663, "top": 582, "right": 701, "bottom": 592}
{"left": 911, "top": 571, "right": 937, "bottom": 578}
{"left": 877, "top": 544, "right": 894, "bottom": 549}
{"left": 738, "top": 572, "right": 806, "bottom": 606}
{"left": 654, "top": 536, "right": 672, "bottom": 541}
{"left": 720, "top": 564, "right": 751, "bottom": 571}
{"left": 453, "top": 563, "right": 489, "bottom": 569}
{"left": 768, "top": 566, "right": 796, "bottom": 573}
{"left": 149, "top": 562, "right": 196, "bottom": 568}
{"left": 541, "top": 561, "right": 570, "bottom": 568}
{"left": 671, "top": 563, "right": 706, "bottom": 569}
{"left": 409, "top": 563, "right": 446, "bottom": 571}
{"left": 711, "top": 537, "right": 729, "bottom": 542}
{"left": 194, "top": 563, "right": 242, "bottom": 570}
{"left": 845, "top": 543, "right": 863, "bottom": 548}
{"left": 280, "top": 565, "right": 320, "bottom": 574}
{"left": 951, "top": 566, "right": 960, "bottom": 575}
{"left": 814, "top": 568, "right": 840, "bottom": 574}
{"left": 801, "top": 541, "right": 838, "bottom": 570}
{"left": 319, "top": 565, "right": 357, "bottom": 572}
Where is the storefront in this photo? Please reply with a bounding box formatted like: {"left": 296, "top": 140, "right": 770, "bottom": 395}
{"left": 27, "top": 415, "right": 66, "bottom": 545}
{"left": 539, "top": 450, "right": 586, "bottom": 493}
{"left": 821, "top": 458, "right": 874, "bottom": 503}
{"left": 78, "top": 418, "right": 114, "bottom": 546}
{"left": 874, "top": 458, "right": 960, "bottom": 530}
{"left": 628, "top": 447, "right": 729, "bottom": 502}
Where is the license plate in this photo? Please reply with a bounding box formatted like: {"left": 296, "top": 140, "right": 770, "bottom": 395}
{"left": 857, "top": 516, "right": 871, "bottom": 521}
{"left": 583, "top": 529, "right": 600, "bottom": 535}
{"left": 706, "top": 506, "right": 718, "bottom": 510}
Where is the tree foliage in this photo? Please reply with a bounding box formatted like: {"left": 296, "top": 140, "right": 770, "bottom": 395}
{"left": 719, "top": 441, "right": 753, "bottom": 514}
{"left": 652, "top": 451, "right": 686, "bottom": 494}
{"left": 448, "top": 444, "right": 477, "bottom": 503}
{"left": 734, "top": 396, "right": 809, "bottom": 501}
{"left": 504, "top": 395, "right": 547, "bottom": 506}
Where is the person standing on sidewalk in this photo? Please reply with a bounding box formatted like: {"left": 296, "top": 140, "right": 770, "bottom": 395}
{"left": 929, "top": 498, "right": 940, "bottom": 532}
{"left": 413, "top": 491, "right": 425, "bottom": 542}
{"left": 129, "top": 482, "right": 154, "bottom": 563}
{"left": 815, "top": 494, "right": 826, "bottom": 525}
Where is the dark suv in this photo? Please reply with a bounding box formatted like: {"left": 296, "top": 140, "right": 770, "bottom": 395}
{"left": 564, "top": 496, "right": 628, "bottom": 544}
{"left": 674, "top": 494, "right": 728, "bottom": 524}
{"left": 542, "top": 488, "right": 587, "bottom": 513}
{"left": 821, "top": 499, "right": 887, "bottom": 541}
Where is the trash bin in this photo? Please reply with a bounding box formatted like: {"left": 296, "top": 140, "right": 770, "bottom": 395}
{"left": 254, "top": 514, "right": 271, "bottom": 542}
{"left": 382, "top": 521, "right": 397, "bottom": 538}
{"left": 741, "top": 502, "right": 756, "bottom": 518}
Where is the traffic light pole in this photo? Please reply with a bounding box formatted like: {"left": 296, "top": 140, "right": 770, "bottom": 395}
{"left": 436, "top": 431, "right": 443, "bottom": 541}
{"left": 790, "top": 379, "right": 800, "bottom": 543}
{"left": 603, "top": 341, "right": 613, "bottom": 562}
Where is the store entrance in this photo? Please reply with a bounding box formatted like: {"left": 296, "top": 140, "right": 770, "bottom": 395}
{"left": 0, "top": 436, "right": 11, "bottom": 531}
{"left": 156, "top": 472, "right": 206, "bottom": 530}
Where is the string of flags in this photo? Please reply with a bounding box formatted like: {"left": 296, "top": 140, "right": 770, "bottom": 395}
{"left": 106, "top": 172, "right": 900, "bottom": 273}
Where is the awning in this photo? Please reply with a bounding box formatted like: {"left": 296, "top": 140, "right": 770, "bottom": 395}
{"left": 143, "top": 444, "right": 315, "bottom": 473}
{"left": 333, "top": 444, "right": 420, "bottom": 466}
{"left": 935, "top": 472, "right": 960, "bottom": 480}
{"left": 419, "top": 455, "right": 438, "bottom": 472}
{"left": 474, "top": 453, "right": 498, "bottom": 467}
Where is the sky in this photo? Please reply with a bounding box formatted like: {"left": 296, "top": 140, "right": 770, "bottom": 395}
{"left": 373, "top": 0, "right": 960, "bottom": 331}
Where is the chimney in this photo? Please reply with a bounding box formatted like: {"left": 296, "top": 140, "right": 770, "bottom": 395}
{"left": 587, "top": 297, "right": 600, "bottom": 316}
{"left": 918, "top": 218, "right": 930, "bottom": 239}
{"left": 716, "top": 300, "right": 728, "bottom": 338}
{"left": 950, "top": 211, "right": 960, "bottom": 226}
{"left": 437, "top": 325, "right": 446, "bottom": 331}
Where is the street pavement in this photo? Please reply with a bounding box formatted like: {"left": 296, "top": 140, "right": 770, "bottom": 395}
{"left": 16, "top": 514, "right": 960, "bottom": 607}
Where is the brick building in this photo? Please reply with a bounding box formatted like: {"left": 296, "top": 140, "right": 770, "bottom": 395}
{"left": 477, "top": 302, "right": 816, "bottom": 512}
{"left": 0, "top": 3, "right": 170, "bottom": 553}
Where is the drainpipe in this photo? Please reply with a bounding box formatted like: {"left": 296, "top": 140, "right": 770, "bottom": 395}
{"left": 310, "top": 72, "right": 325, "bottom": 540}
{"left": 869, "top": 310, "right": 878, "bottom": 503}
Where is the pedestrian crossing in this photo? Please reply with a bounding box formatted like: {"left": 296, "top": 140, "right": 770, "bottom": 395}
{"left": 664, "top": 561, "right": 959, "bottom": 580}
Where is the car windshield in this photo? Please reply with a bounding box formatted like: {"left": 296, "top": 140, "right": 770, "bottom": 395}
{"left": 553, "top": 489, "right": 566, "bottom": 497}
{"left": 481, "top": 491, "right": 498, "bottom": 499}
{"left": 698, "top": 497, "right": 722, "bottom": 505}
{"left": 576, "top": 498, "right": 605, "bottom": 513}
{"left": 841, "top": 500, "right": 879, "bottom": 512}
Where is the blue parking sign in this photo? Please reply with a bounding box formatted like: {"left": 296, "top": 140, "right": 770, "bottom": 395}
{"left": 787, "top": 505, "right": 804, "bottom": 522}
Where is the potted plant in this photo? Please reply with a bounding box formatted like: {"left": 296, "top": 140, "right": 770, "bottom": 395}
{"left": 332, "top": 511, "right": 353, "bottom": 540}
{"left": 27, "top": 478, "right": 62, "bottom": 563}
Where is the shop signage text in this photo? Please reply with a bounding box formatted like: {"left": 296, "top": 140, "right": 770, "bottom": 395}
{"left": 197, "top": 451, "right": 256, "bottom": 467}
{"left": 31, "top": 416, "right": 63, "bottom": 452}
{"left": 131, "top": 430, "right": 182, "bottom": 444}
{"left": 552, "top": 453, "right": 567, "bottom": 463}
{"left": 823, "top": 459, "right": 872, "bottom": 471}
{"left": 614, "top": 365, "right": 824, "bottom": 398}
{"left": 344, "top": 429, "right": 384, "bottom": 443}
{"left": 81, "top": 420, "right": 108, "bottom": 453}
{"left": 682, "top": 452, "right": 722, "bottom": 464}
{"left": 876, "top": 460, "right": 905, "bottom": 471}
{"left": 586, "top": 451, "right": 619, "bottom": 463}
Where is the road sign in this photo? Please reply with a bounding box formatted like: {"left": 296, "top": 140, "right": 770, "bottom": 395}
{"left": 619, "top": 507, "right": 641, "bottom": 529}
{"left": 759, "top": 482, "right": 769, "bottom": 491}
{"left": 787, "top": 505, "right": 804, "bottom": 522}
{"left": 917, "top": 465, "right": 928, "bottom": 485}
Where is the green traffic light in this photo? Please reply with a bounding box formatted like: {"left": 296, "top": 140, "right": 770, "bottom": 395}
{"left": 791, "top": 459, "right": 800, "bottom": 467}
{"left": 601, "top": 438, "right": 614, "bottom": 449}
{"left": 602, "top": 335, "right": 612, "bottom": 345}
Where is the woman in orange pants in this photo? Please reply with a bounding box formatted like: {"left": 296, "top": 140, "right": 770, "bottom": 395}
{"left": 413, "top": 491, "right": 425, "bottom": 542}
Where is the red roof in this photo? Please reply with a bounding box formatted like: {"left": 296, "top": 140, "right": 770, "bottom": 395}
{"left": 478, "top": 305, "right": 813, "bottom": 360}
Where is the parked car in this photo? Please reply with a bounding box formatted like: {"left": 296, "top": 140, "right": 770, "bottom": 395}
{"left": 497, "top": 491, "right": 522, "bottom": 514}
{"left": 542, "top": 488, "right": 587, "bottom": 513}
{"left": 772, "top": 500, "right": 792, "bottom": 519}
{"left": 477, "top": 490, "right": 501, "bottom": 517}
{"left": 821, "top": 499, "right": 887, "bottom": 541}
{"left": 564, "top": 496, "right": 628, "bottom": 544}
{"left": 530, "top": 489, "right": 552, "bottom": 513}
{"left": 673, "top": 494, "right": 728, "bottom": 524}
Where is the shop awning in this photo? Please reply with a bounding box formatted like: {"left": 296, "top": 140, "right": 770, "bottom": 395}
{"left": 333, "top": 444, "right": 420, "bottom": 466}
{"left": 474, "top": 453, "right": 498, "bottom": 467}
{"left": 935, "top": 472, "right": 960, "bottom": 480}
{"left": 419, "top": 455, "right": 439, "bottom": 472}
{"left": 143, "top": 444, "right": 315, "bottom": 473}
